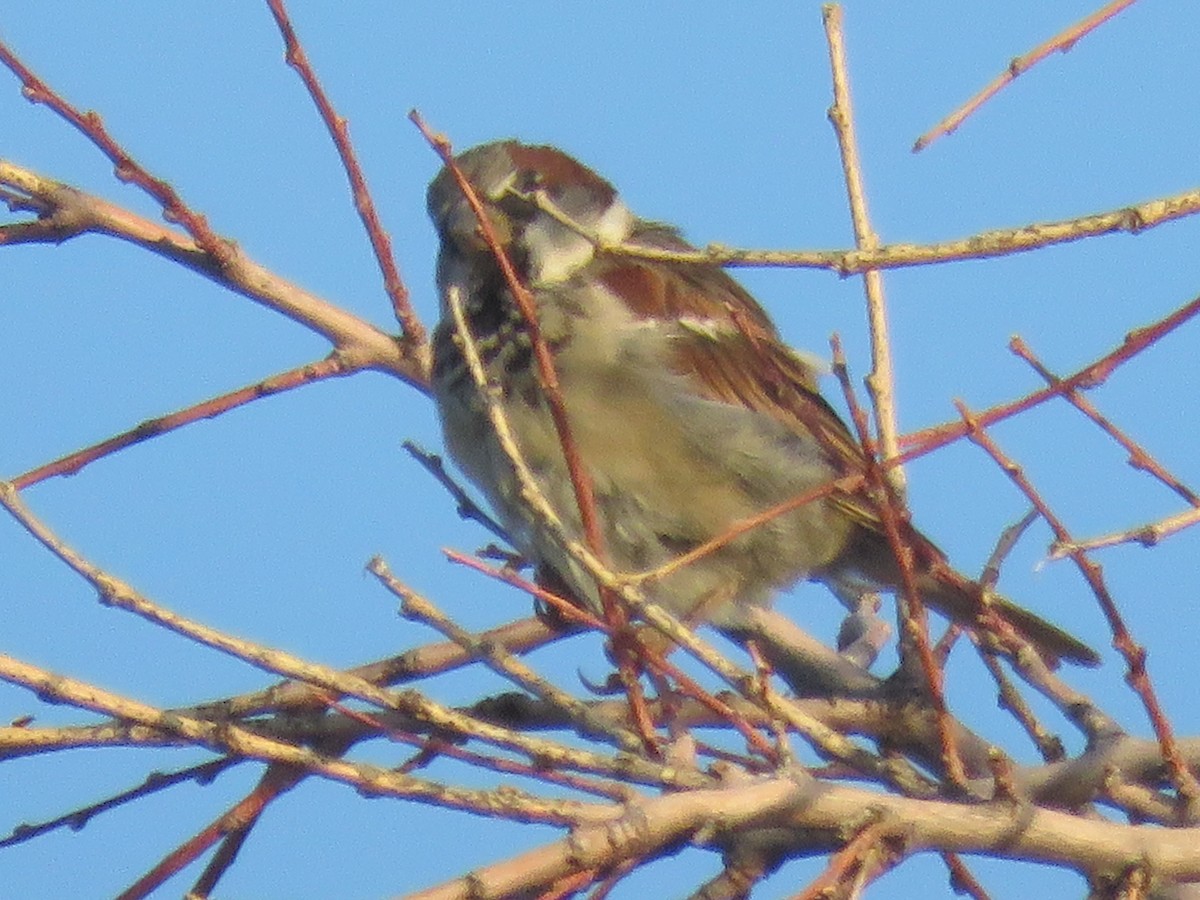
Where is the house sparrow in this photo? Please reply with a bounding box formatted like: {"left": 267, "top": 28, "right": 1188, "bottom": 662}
{"left": 428, "top": 139, "right": 1099, "bottom": 669}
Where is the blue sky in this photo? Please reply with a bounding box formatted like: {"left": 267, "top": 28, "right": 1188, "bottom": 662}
{"left": 2, "top": 3, "right": 1199, "bottom": 897}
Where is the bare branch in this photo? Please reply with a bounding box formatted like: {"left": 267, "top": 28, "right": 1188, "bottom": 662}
{"left": 955, "top": 403, "right": 1200, "bottom": 812}
{"left": 914, "top": 1, "right": 1143, "bottom": 152}
{"left": 823, "top": 6, "right": 902, "bottom": 484}
{"left": 0, "top": 159, "right": 426, "bottom": 386}
{"left": 604, "top": 186, "right": 1200, "bottom": 273}
{"left": 13, "top": 357, "right": 347, "bottom": 488}
{"left": 265, "top": 0, "right": 426, "bottom": 352}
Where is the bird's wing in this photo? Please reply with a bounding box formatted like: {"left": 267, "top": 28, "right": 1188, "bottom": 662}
{"left": 596, "top": 223, "right": 883, "bottom": 535}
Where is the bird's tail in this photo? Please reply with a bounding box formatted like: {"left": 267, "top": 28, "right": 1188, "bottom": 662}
{"left": 915, "top": 567, "right": 1100, "bottom": 668}
{"left": 829, "top": 525, "right": 1101, "bottom": 667}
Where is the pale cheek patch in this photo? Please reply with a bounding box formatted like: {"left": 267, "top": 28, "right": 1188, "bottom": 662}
{"left": 593, "top": 200, "right": 633, "bottom": 246}
{"left": 524, "top": 218, "right": 595, "bottom": 284}
{"left": 523, "top": 200, "right": 634, "bottom": 285}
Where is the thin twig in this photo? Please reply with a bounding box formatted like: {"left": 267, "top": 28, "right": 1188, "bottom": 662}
{"left": 120, "top": 763, "right": 306, "bottom": 900}
{"left": 407, "top": 113, "right": 612, "bottom": 594}
{"left": 954, "top": 402, "right": 1200, "bottom": 812}
{"left": 632, "top": 471, "right": 865, "bottom": 586}
{"left": 403, "top": 440, "right": 510, "bottom": 542}
{"left": 0, "top": 38, "right": 230, "bottom": 261}
{"left": 979, "top": 508, "right": 1039, "bottom": 590}
{"left": 823, "top": 5, "right": 903, "bottom": 487}
{"left": 442, "top": 550, "right": 782, "bottom": 764}
{"left": 0, "top": 482, "right": 683, "bottom": 790}
{"left": 603, "top": 186, "right": 1200, "bottom": 273}
{"left": 370, "top": 558, "right": 646, "bottom": 754}
{"left": 447, "top": 537, "right": 936, "bottom": 789}
{"left": 903, "top": 293, "right": 1200, "bottom": 467}
{"left": 793, "top": 814, "right": 898, "bottom": 900}
{"left": 1050, "top": 506, "right": 1200, "bottom": 558}
{"left": 407, "top": 116, "right": 666, "bottom": 742}
{"left": 1008, "top": 334, "right": 1200, "bottom": 557}
{"left": 914, "top": 0, "right": 1142, "bottom": 151}
{"left": 322, "top": 698, "right": 632, "bottom": 802}
{"left": 12, "top": 357, "right": 347, "bottom": 488}
{"left": 191, "top": 616, "right": 561, "bottom": 719}
{"left": 265, "top": 0, "right": 426, "bottom": 352}
{"left": 830, "top": 337, "right": 967, "bottom": 789}
{"left": 1010, "top": 335, "right": 1199, "bottom": 506}
{"left": 980, "top": 651, "right": 1065, "bottom": 763}
{"left": 0, "top": 159, "right": 425, "bottom": 386}
{"left": 0, "top": 651, "right": 598, "bottom": 825}
{"left": 0, "top": 758, "right": 238, "bottom": 849}
{"left": 942, "top": 851, "right": 992, "bottom": 900}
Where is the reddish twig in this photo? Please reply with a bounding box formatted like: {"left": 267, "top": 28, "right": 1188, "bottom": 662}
{"left": 11, "top": 357, "right": 346, "bottom": 489}
{"left": 903, "top": 293, "right": 1200, "bottom": 465}
{"left": 443, "top": 549, "right": 604, "bottom": 631}
{"left": 955, "top": 400, "right": 1200, "bottom": 811}
{"left": 407, "top": 114, "right": 612, "bottom": 608}
{"left": 193, "top": 616, "right": 561, "bottom": 720}
{"left": 539, "top": 857, "right": 638, "bottom": 900}
{"left": 1010, "top": 335, "right": 1200, "bottom": 556}
{"left": 942, "top": 851, "right": 992, "bottom": 900}
{"left": 830, "top": 336, "right": 967, "bottom": 789}
{"left": 0, "top": 38, "right": 230, "bottom": 262}
{"left": 743, "top": 639, "right": 792, "bottom": 759}
{"left": 1010, "top": 336, "right": 1200, "bottom": 506}
{"left": 914, "top": 0, "right": 1141, "bottom": 152}
{"left": 372, "top": 558, "right": 647, "bottom": 754}
{"left": 669, "top": 293, "right": 1200, "bottom": 599}
{"left": 265, "top": 0, "right": 425, "bottom": 350}
{"left": 190, "top": 821, "right": 253, "bottom": 898}
{"left": 540, "top": 867, "right": 608, "bottom": 900}
{"left": 588, "top": 861, "right": 645, "bottom": 900}
{"left": 442, "top": 549, "right": 781, "bottom": 763}
{"left": 637, "top": 664, "right": 778, "bottom": 765}
{"left": 638, "top": 471, "right": 865, "bottom": 586}
{"left": 987, "top": 750, "right": 1020, "bottom": 803}
{"left": 794, "top": 816, "right": 905, "bottom": 900}
{"left": 118, "top": 763, "right": 303, "bottom": 900}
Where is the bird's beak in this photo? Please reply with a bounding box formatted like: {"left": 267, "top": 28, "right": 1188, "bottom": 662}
{"left": 437, "top": 195, "right": 513, "bottom": 253}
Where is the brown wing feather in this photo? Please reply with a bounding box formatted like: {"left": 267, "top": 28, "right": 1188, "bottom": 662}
{"left": 597, "top": 223, "right": 885, "bottom": 535}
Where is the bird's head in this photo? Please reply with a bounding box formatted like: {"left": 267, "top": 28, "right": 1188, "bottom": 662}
{"left": 427, "top": 140, "right": 634, "bottom": 286}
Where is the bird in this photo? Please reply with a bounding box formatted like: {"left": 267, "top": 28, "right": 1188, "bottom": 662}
{"left": 426, "top": 139, "right": 1099, "bottom": 670}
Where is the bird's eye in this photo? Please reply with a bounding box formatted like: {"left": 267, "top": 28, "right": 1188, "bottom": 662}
{"left": 515, "top": 170, "right": 541, "bottom": 195}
